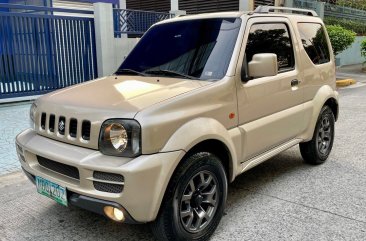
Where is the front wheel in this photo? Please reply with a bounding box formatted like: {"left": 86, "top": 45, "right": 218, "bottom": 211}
{"left": 300, "top": 105, "right": 335, "bottom": 165}
{"left": 151, "top": 152, "right": 227, "bottom": 241}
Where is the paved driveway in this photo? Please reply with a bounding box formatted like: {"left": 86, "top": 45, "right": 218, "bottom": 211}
{"left": 1, "top": 85, "right": 366, "bottom": 240}
{"left": 0, "top": 102, "right": 31, "bottom": 175}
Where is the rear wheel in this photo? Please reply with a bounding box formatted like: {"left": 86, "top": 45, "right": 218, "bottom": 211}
{"left": 151, "top": 152, "right": 227, "bottom": 241}
{"left": 300, "top": 105, "right": 335, "bottom": 165}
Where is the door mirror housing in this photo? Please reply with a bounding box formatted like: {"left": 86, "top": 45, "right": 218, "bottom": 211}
{"left": 248, "top": 53, "right": 278, "bottom": 78}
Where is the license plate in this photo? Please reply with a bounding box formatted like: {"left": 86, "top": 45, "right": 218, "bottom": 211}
{"left": 36, "top": 176, "right": 68, "bottom": 206}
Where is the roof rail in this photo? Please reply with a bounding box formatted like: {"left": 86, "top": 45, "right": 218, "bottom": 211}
{"left": 254, "top": 6, "right": 318, "bottom": 17}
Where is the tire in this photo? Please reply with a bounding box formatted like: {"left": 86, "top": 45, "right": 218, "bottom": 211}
{"left": 300, "top": 105, "right": 335, "bottom": 165}
{"left": 151, "top": 152, "right": 228, "bottom": 241}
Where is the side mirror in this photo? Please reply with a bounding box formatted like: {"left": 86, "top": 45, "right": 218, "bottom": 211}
{"left": 248, "top": 53, "right": 278, "bottom": 78}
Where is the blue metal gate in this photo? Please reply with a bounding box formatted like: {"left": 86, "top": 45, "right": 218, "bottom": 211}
{"left": 0, "top": 4, "right": 97, "bottom": 99}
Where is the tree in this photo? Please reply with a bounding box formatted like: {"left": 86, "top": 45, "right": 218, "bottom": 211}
{"left": 326, "top": 25, "right": 356, "bottom": 56}
{"left": 361, "top": 38, "right": 366, "bottom": 65}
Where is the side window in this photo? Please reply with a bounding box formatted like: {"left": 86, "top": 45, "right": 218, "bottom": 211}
{"left": 245, "top": 23, "right": 295, "bottom": 73}
{"left": 297, "top": 23, "right": 330, "bottom": 65}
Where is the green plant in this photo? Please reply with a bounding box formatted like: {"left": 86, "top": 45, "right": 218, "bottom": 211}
{"left": 326, "top": 25, "right": 356, "bottom": 55}
{"left": 361, "top": 38, "right": 366, "bottom": 64}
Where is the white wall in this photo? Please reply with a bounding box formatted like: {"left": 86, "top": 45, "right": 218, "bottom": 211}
{"left": 94, "top": 3, "right": 139, "bottom": 77}
{"left": 337, "top": 36, "right": 366, "bottom": 66}
{"left": 113, "top": 38, "right": 139, "bottom": 73}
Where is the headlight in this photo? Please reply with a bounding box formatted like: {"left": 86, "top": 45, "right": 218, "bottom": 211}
{"left": 29, "top": 103, "right": 37, "bottom": 129}
{"left": 99, "top": 119, "right": 141, "bottom": 157}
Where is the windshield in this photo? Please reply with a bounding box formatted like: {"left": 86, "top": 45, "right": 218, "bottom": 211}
{"left": 117, "top": 18, "right": 242, "bottom": 80}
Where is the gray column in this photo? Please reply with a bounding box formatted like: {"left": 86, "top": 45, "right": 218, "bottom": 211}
{"left": 275, "top": 0, "right": 285, "bottom": 7}
{"left": 284, "top": 0, "right": 293, "bottom": 8}
{"left": 94, "top": 3, "right": 115, "bottom": 77}
{"left": 315, "top": 1, "right": 325, "bottom": 19}
{"left": 119, "top": 0, "right": 126, "bottom": 9}
{"left": 170, "top": 0, "right": 186, "bottom": 16}
{"left": 239, "top": 0, "right": 254, "bottom": 11}
{"left": 171, "top": 0, "right": 179, "bottom": 11}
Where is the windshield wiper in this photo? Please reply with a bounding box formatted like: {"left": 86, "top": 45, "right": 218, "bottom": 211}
{"left": 144, "top": 69, "right": 195, "bottom": 80}
{"left": 115, "top": 68, "right": 147, "bottom": 76}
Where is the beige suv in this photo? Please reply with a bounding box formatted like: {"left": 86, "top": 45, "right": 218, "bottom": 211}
{"left": 16, "top": 6, "right": 339, "bottom": 241}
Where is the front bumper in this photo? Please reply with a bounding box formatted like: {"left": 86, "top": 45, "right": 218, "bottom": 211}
{"left": 16, "top": 129, "right": 185, "bottom": 222}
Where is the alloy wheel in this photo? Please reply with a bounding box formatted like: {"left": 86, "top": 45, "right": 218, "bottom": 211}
{"left": 317, "top": 115, "right": 332, "bottom": 155}
{"left": 179, "top": 171, "right": 218, "bottom": 233}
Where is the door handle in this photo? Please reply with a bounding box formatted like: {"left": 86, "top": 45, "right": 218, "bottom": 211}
{"left": 291, "top": 79, "right": 300, "bottom": 87}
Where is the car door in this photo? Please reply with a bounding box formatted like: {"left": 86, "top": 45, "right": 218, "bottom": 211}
{"left": 236, "top": 17, "right": 305, "bottom": 162}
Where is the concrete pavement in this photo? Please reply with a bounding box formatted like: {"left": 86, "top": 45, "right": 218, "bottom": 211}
{"left": 1, "top": 84, "right": 366, "bottom": 240}
{"left": 0, "top": 102, "right": 31, "bottom": 175}
{"left": 337, "top": 64, "right": 366, "bottom": 83}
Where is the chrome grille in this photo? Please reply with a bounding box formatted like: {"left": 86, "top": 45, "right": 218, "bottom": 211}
{"left": 39, "top": 112, "right": 91, "bottom": 141}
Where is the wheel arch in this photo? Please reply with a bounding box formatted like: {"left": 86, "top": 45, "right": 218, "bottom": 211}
{"left": 324, "top": 97, "right": 339, "bottom": 121}
{"left": 161, "top": 117, "right": 239, "bottom": 183}
{"left": 302, "top": 85, "right": 339, "bottom": 141}
{"left": 150, "top": 118, "right": 240, "bottom": 222}
{"left": 154, "top": 138, "right": 234, "bottom": 223}
{"left": 184, "top": 139, "right": 233, "bottom": 182}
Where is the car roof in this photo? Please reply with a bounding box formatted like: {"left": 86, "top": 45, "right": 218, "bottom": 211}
{"left": 158, "top": 11, "right": 321, "bottom": 25}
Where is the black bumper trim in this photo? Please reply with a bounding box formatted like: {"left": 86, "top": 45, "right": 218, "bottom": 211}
{"left": 22, "top": 167, "right": 36, "bottom": 185}
{"left": 21, "top": 167, "right": 140, "bottom": 224}
{"left": 68, "top": 193, "right": 140, "bottom": 224}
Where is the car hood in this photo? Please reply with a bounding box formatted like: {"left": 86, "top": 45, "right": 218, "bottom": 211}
{"left": 38, "top": 75, "right": 211, "bottom": 118}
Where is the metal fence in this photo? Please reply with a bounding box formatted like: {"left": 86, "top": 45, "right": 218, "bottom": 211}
{"left": 113, "top": 8, "right": 173, "bottom": 37}
{"left": 0, "top": 4, "right": 97, "bottom": 100}
{"left": 324, "top": 2, "right": 366, "bottom": 21}
{"left": 294, "top": 0, "right": 366, "bottom": 21}
{"left": 293, "top": 0, "right": 317, "bottom": 11}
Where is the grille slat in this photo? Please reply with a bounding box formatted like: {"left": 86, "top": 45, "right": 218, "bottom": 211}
{"left": 49, "top": 114, "right": 55, "bottom": 132}
{"left": 37, "top": 156, "right": 80, "bottom": 180}
{"left": 69, "top": 118, "right": 78, "bottom": 138}
{"left": 41, "top": 113, "right": 46, "bottom": 129}
{"left": 82, "top": 121, "right": 91, "bottom": 140}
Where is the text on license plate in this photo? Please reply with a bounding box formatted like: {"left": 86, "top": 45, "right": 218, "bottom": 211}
{"left": 35, "top": 176, "right": 68, "bottom": 206}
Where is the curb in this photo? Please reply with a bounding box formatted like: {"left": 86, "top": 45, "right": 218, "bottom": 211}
{"left": 336, "top": 79, "right": 357, "bottom": 87}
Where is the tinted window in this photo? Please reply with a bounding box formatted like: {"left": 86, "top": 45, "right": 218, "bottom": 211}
{"left": 298, "top": 23, "right": 330, "bottom": 65}
{"left": 118, "top": 18, "right": 242, "bottom": 80}
{"left": 245, "top": 23, "right": 295, "bottom": 72}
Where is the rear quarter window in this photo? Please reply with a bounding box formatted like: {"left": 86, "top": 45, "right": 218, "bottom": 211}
{"left": 297, "top": 23, "right": 330, "bottom": 65}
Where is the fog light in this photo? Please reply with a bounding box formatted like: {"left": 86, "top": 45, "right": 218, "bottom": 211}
{"left": 114, "top": 208, "right": 124, "bottom": 221}
{"left": 104, "top": 206, "right": 125, "bottom": 222}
